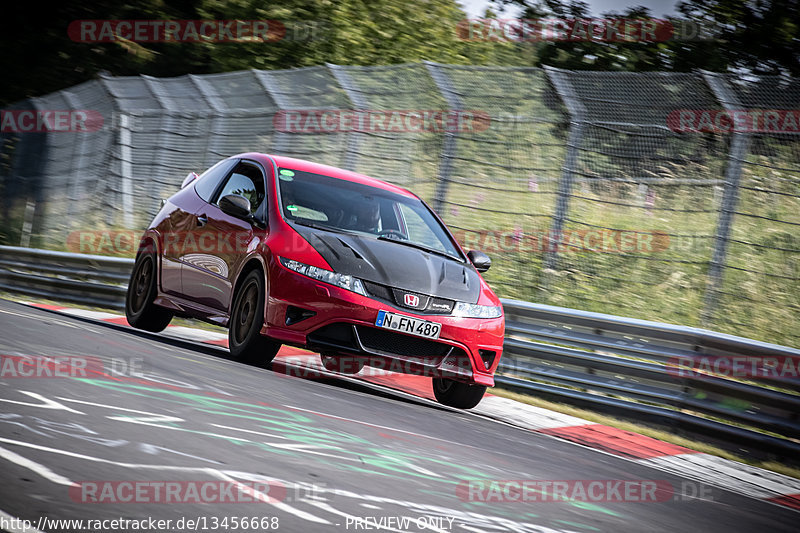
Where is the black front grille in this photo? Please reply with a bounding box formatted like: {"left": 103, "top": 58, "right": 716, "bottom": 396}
{"left": 363, "top": 280, "right": 393, "bottom": 301}
{"left": 362, "top": 280, "right": 454, "bottom": 315}
{"left": 355, "top": 325, "right": 452, "bottom": 359}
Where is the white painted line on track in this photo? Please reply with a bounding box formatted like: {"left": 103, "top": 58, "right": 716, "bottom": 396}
{"left": 0, "top": 391, "right": 85, "bottom": 414}
{"left": 639, "top": 453, "right": 800, "bottom": 500}
{"left": 217, "top": 472, "right": 331, "bottom": 525}
{"left": 0, "top": 445, "right": 74, "bottom": 486}
{"left": 0, "top": 437, "right": 331, "bottom": 526}
{"left": 474, "top": 395, "right": 593, "bottom": 430}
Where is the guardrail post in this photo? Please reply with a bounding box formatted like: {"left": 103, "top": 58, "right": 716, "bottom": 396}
{"left": 327, "top": 64, "right": 368, "bottom": 171}
{"left": 424, "top": 61, "right": 462, "bottom": 214}
{"left": 542, "top": 67, "right": 586, "bottom": 285}
{"left": 700, "top": 71, "right": 751, "bottom": 327}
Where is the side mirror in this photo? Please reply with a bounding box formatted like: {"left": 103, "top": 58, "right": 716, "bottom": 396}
{"left": 467, "top": 250, "right": 491, "bottom": 273}
{"left": 181, "top": 172, "right": 199, "bottom": 189}
{"left": 219, "top": 194, "right": 252, "bottom": 220}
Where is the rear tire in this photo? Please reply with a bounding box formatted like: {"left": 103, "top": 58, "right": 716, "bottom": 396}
{"left": 432, "top": 377, "right": 486, "bottom": 409}
{"left": 125, "top": 251, "right": 173, "bottom": 332}
{"left": 229, "top": 270, "right": 281, "bottom": 364}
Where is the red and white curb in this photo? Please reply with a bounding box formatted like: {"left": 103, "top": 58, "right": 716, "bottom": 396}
{"left": 19, "top": 301, "right": 800, "bottom": 511}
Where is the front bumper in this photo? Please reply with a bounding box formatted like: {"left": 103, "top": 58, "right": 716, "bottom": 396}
{"left": 263, "top": 261, "right": 504, "bottom": 386}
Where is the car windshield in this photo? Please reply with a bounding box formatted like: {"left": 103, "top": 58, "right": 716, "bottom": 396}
{"left": 277, "top": 167, "right": 462, "bottom": 260}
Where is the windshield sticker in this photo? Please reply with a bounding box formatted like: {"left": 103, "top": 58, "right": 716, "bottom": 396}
{"left": 279, "top": 169, "right": 295, "bottom": 180}
{"left": 286, "top": 205, "right": 299, "bottom": 212}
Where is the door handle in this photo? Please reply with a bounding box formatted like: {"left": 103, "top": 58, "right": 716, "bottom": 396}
{"left": 197, "top": 214, "right": 208, "bottom": 227}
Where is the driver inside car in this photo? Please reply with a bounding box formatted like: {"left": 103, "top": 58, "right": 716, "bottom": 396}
{"left": 347, "top": 199, "right": 381, "bottom": 233}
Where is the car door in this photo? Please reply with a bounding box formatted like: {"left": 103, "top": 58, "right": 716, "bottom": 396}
{"left": 180, "top": 160, "right": 267, "bottom": 311}
{"left": 160, "top": 158, "right": 237, "bottom": 296}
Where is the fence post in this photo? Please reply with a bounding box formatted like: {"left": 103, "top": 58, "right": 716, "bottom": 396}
{"left": 61, "top": 90, "right": 86, "bottom": 222}
{"left": 327, "top": 64, "right": 367, "bottom": 171}
{"left": 700, "top": 71, "right": 751, "bottom": 327}
{"left": 542, "top": 66, "right": 586, "bottom": 283}
{"left": 118, "top": 113, "right": 135, "bottom": 229}
{"left": 190, "top": 74, "right": 227, "bottom": 168}
{"left": 424, "top": 61, "right": 462, "bottom": 214}
{"left": 253, "top": 70, "right": 294, "bottom": 156}
{"left": 141, "top": 76, "right": 177, "bottom": 220}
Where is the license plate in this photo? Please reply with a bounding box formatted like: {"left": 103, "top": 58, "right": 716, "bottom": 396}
{"left": 375, "top": 310, "right": 441, "bottom": 340}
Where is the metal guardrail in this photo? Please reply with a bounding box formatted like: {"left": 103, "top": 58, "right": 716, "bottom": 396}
{"left": 0, "top": 246, "right": 132, "bottom": 309}
{"left": 498, "top": 301, "right": 800, "bottom": 459}
{"left": 1, "top": 245, "right": 799, "bottom": 460}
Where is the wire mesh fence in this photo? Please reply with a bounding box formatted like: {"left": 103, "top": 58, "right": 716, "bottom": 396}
{"left": 1, "top": 62, "right": 797, "bottom": 346}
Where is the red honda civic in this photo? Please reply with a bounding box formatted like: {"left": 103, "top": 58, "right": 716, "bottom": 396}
{"left": 125, "top": 153, "right": 504, "bottom": 408}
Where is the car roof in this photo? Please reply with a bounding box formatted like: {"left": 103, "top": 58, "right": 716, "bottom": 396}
{"left": 237, "top": 153, "right": 418, "bottom": 199}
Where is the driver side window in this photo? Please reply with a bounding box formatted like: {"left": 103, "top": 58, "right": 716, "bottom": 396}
{"left": 213, "top": 162, "right": 266, "bottom": 215}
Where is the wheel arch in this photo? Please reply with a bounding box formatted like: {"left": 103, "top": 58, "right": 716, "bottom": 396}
{"left": 230, "top": 255, "right": 268, "bottom": 322}
{"left": 135, "top": 230, "right": 162, "bottom": 287}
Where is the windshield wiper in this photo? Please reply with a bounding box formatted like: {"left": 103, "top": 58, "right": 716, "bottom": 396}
{"left": 377, "top": 235, "right": 461, "bottom": 262}
{"left": 290, "top": 219, "right": 347, "bottom": 234}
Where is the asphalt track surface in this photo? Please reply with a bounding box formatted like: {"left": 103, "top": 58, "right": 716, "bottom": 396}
{"left": 0, "top": 298, "right": 797, "bottom": 533}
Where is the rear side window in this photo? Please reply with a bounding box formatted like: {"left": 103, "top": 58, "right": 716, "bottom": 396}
{"left": 194, "top": 159, "right": 237, "bottom": 202}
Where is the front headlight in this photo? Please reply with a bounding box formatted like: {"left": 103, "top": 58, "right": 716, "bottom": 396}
{"left": 452, "top": 302, "right": 502, "bottom": 319}
{"left": 279, "top": 257, "right": 366, "bottom": 296}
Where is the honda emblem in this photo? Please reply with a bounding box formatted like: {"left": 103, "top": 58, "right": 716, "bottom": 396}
{"left": 404, "top": 293, "right": 420, "bottom": 307}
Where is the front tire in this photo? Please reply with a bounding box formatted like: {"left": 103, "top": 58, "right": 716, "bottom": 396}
{"left": 125, "top": 252, "right": 173, "bottom": 332}
{"left": 229, "top": 270, "right": 281, "bottom": 364}
{"left": 432, "top": 377, "right": 486, "bottom": 409}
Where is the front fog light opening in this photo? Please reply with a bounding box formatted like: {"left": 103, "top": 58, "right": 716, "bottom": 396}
{"left": 285, "top": 306, "right": 316, "bottom": 326}
{"left": 479, "top": 349, "right": 497, "bottom": 370}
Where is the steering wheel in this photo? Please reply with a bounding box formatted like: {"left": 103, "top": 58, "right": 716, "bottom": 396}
{"left": 377, "top": 228, "right": 407, "bottom": 240}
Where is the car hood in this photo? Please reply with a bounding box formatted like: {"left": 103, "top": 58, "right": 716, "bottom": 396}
{"left": 291, "top": 224, "right": 481, "bottom": 303}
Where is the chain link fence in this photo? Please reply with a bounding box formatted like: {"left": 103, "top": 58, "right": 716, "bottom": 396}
{"left": 1, "top": 63, "right": 797, "bottom": 346}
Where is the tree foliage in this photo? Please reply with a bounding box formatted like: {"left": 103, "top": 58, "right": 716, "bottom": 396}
{"left": 495, "top": 0, "right": 800, "bottom": 74}
{"left": 2, "top": 0, "right": 797, "bottom": 106}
